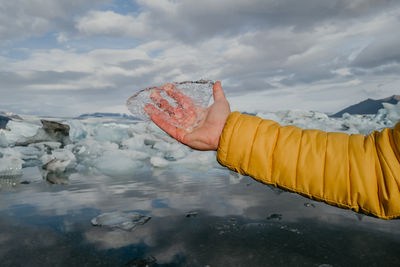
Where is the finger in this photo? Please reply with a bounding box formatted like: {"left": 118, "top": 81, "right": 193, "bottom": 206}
{"left": 144, "top": 103, "right": 166, "bottom": 119}
{"left": 162, "top": 83, "right": 194, "bottom": 109}
{"left": 173, "top": 108, "right": 198, "bottom": 129}
{"left": 144, "top": 104, "right": 180, "bottom": 126}
{"left": 150, "top": 88, "right": 197, "bottom": 127}
{"left": 212, "top": 81, "right": 226, "bottom": 101}
{"left": 160, "top": 83, "right": 199, "bottom": 127}
{"left": 150, "top": 89, "right": 175, "bottom": 115}
{"left": 146, "top": 106, "right": 188, "bottom": 143}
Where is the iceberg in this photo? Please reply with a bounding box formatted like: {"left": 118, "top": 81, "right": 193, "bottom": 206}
{"left": 381, "top": 102, "right": 400, "bottom": 124}
{"left": 91, "top": 149, "right": 146, "bottom": 176}
{"left": 41, "top": 148, "right": 76, "bottom": 172}
{"left": 2, "top": 120, "right": 40, "bottom": 146}
{"left": 91, "top": 123, "right": 130, "bottom": 143}
{"left": 257, "top": 102, "right": 400, "bottom": 135}
{"left": 13, "top": 145, "right": 43, "bottom": 168}
{"left": 65, "top": 120, "right": 87, "bottom": 142}
{"left": 16, "top": 120, "right": 71, "bottom": 146}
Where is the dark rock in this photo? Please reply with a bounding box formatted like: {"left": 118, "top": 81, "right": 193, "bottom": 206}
{"left": 16, "top": 120, "right": 71, "bottom": 147}
{"left": 0, "top": 115, "right": 10, "bottom": 129}
{"left": 41, "top": 120, "right": 70, "bottom": 142}
{"left": 45, "top": 172, "right": 69, "bottom": 185}
{"left": 125, "top": 256, "right": 157, "bottom": 267}
{"left": 185, "top": 211, "right": 198, "bottom": 218}
{"left": 144, "top": 139, "right": 156, "bottom": 146}
{"left": 267, "top": 213, "right": 282, "bottom": 220}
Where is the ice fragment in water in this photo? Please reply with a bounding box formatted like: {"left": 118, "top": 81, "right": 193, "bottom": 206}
{"left": 126, "top": 80, "right": 214, "bottom": 128}
{"left": 0, "top": 148, "right": 24, "bottom": 177}
{"left": 41, "top": 149, "right": 76, "bottom": 172}
{"left": 304, "top": 202, "right": 316, "bottom": 208}
{"left": 91, "top": 211, "right": 151, "bottom": 231}
{"left": 0, "top": 131, "right": 8, "bottom": 147}
{"left": 92, "top": 149, "right": 146, "bottom": 176}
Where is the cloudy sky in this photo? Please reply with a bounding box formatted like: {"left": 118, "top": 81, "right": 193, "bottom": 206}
{"left": 1, "top": 0, "right": 400, "bottom": 117}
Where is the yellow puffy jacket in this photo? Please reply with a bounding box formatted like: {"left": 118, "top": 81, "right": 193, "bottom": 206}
{"left": 217, "top": 111, "right": 400, "bottom": 219}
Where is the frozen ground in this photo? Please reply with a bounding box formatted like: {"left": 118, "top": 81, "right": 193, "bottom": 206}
{"left": 0, "top": 103, "right": 400, "bottom": 266}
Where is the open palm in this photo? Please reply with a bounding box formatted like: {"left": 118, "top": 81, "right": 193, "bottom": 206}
{"left": 144, "top": 81, "right": 230, "bottom": 150}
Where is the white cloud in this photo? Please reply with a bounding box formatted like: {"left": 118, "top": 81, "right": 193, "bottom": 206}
{"left": 76, "top": 10, "right": 149, "bottom": 38}
{"left": 56, "top": 32, "right": 69, "bottom": 43}
{"left": 0, "top": 0, "right": 110, "bottom": 44}
{"left": 1, "top": 1, "right": 400, "bottom": 116}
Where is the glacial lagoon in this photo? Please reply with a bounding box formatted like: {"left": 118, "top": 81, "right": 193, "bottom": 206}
{"left": 1, "top": 104, "right": 400, "bottom": 266}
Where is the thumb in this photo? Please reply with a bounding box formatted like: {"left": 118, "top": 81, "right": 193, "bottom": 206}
{"left": 213, "top": 81, "right": 226, "bottom": 101}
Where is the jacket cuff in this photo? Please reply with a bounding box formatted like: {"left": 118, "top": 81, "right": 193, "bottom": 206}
{"left": 217, "top": 111, "right": 263, "bottom": 175}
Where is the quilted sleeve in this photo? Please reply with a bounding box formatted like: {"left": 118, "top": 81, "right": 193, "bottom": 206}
{"left": 217, "top": 111, "right": 400, "bottom": 219}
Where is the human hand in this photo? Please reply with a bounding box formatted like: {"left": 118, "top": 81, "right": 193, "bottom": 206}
{"left": 144, "top": 81, "right": 230, "bottom": 150}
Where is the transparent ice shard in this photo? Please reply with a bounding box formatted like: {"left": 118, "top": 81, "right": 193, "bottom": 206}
{"left": 126, "top": 80, "right": 214, "bottom": 127}
{"left": 91, "top": 211, "right": 151, "bottom": 231}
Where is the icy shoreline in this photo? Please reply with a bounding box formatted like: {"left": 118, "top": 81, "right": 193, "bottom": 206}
{"left": 1, "top": 102, "right": 399, "bottom": 180}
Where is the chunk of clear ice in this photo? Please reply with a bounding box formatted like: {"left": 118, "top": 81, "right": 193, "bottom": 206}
{"left": 91, "top": 211, "right": 151, "bottom": 231}
{"left": 126, "top": 80, "right": 214, "bottom": 121}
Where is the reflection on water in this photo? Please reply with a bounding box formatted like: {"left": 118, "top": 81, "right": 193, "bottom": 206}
{"left": 1, "top": 166, "right": 400, "bottom": 266}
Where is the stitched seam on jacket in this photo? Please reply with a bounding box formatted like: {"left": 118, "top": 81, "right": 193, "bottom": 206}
{"left": 382, "top": 130, "right": 399, "bottom": 183}
{"left": 375, "top": 140, "right": 395, "bottom": 216}
{"left": 225, "top": 113, "right": 241, "bottom": 163}
{"left": 373, "top": 132, "right": 384, "bottom": 216}
{"left": 246, "top": 120, "right": 262, "bottom": 173}
{"left": 295, "top": 130, "right": 303, "bottom": 191}
{"left": 270, "top": 125, "right": 281, "bottom": 183}
{"left": 389, "top": 128, "right": 400, "bottom": 163}
{"left": 348, "top": 135, "right": 352, "bottom": 207}
{"left": 322, "top": 132, "right": 328, "bottom": 199}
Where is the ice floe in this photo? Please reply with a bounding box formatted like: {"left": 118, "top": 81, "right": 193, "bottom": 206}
{"left": 0, "top": 101, "right": 399, "bottom": 180}
{"left": 91, "top": 211, "right": 151, "bottom": 231}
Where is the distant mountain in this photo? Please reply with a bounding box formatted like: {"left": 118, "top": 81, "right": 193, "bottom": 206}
{"left": 331, "top": 95, "right": 400, "bottom": 117}
{"left": 76, "top": 112, "right": 139, "bottom": 120}
{"left": 0, "top": 111, "right": 23, "bottom": 129}
{"left": 0, "top": 111, "right": 23, "bottom": 120}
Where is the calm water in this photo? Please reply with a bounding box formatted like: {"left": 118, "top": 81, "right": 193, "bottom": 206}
{"left": 1, "top": 165, "right": 399, "bottom": 266}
